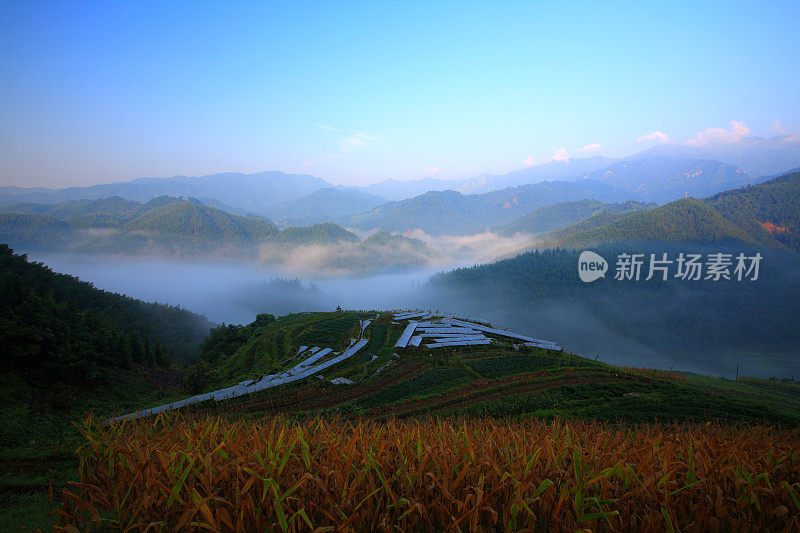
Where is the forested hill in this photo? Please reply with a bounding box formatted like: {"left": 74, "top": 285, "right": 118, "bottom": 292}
{"left": 0, "top": 196, "right": 361, "bottom": 255}
{"left": 428, "top": 245, "right": 800, "bottom": 377}
{"left": 706, "top": 170, "right": 800, "bottom": 251}
{"left": 497, "top": 199, "right": 654, "bottom": 236}
{"left": 263, "top": 188, "right": 387, "bottom": 227}
{"left": 0, "top": 244, "right": 212, "bottom": 370}
{"left": 541, "top": 171, "right": 800, "bottom": 251}
{"left": 0, "top": 244, "right": 213, "bottom": 445}
{"left": 347, "top": 180, "right": 635, "bottom": 235}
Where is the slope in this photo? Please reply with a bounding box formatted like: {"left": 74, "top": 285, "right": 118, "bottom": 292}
{"left": 264, "top": 188, "right": 387, "bottom": 226}
{"left": 543, "top": 170, "right": 800, "bottom": 250}
{"left": 584, "top": 156, "right": 753, "bottom": 202}
{"left": 349, "top": 180, "right": 635, "bottom": 235}
{"left": 497, "top": 199, "right": 654, "bottom": 236}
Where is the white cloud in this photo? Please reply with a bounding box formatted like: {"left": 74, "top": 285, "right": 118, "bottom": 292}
{"left": 523, "top": 156, "right": 536, "bottom": 166}
{"left": 301, "top": 160, "right": 312, "bottom": 169}
{"left": 686, "top": 121, "right": 750, "bottom": 146}
{"left": 637, "top": 130, "right": 671, "bottom": 143}
{"left": 771, "top": 119, "right": 791, "bottom": 135}
{"left": 551, "top": 147, "right": 569, "bottom": 162}
{"left": 422, "top": 167, "right": 440, "bottom": 175}
{"left": 578, "top": 142, "right": 601, "bottom": 153}
{"left": 314, "top": 123, "right": 382, "bottom": 153}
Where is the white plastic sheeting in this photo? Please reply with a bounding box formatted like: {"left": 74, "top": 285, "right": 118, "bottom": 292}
{"left": 417, "top": 327, "right": 478, "bottom": 334}
{"left": 430, "top": 335, "right": 486, "bottom": 342}
{"left": 110, "top": 338, "right": 369, "bottom": 422}
{"left": 394, "top": 311, "right": 426, "bottom": 320}
{"left": 425, "top": 339, "right": 492, "bottom": 349}
{"left": 441, "top": 314, "right": 492, "bottom": 326}
{"left": 394, "top": 322, "right": 418, "bottom": 348}
{"left": 522, "top": 341, "right": 563, "bottom": 350}
{"left": 290, "top": 348, "right": 332, "bottom": 371}
{"left": 417, "top": 331, "right": 482, "bottom": 337}
{"left": 445, "top": 319, "right": 561, "bottom": 349}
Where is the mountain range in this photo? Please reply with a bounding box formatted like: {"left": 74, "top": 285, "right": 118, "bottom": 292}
{"left": 0, "top": 171, "right": 329, "bottom": 214}
{"left": 2, "top": 135, "right": 798, "bottom": 219}
{"left": 0, "top": 196, "right": 443, "bottom": 273}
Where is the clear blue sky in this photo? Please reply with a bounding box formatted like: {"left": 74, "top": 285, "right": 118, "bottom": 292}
{"left": 1, "top": 0, "right": 799, "bottom": 187}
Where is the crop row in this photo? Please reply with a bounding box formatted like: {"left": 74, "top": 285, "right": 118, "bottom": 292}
{"left": 56, "top": 414, "right": 800, "bottom": 531}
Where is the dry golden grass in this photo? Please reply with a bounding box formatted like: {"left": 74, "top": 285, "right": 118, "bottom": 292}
{"left": 617, "top": 367, "right": 687, "bottom": 383}
{"left": 57, "top": 414, "right": 800, "bottom": 532}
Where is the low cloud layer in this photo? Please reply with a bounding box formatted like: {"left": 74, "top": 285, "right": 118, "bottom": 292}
{"left": 686, "top": 121, "right": 750, "bottom": 146}
{"left": 256, "top": 239, "right": 439, "bottom": 276}
{"left": 403, "top": 229, "right": 538, "bottom": 264}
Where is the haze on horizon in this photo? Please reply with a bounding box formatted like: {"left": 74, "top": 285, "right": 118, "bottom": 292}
{"left": 1, "top": 1, "right": 799, "bottom": 189}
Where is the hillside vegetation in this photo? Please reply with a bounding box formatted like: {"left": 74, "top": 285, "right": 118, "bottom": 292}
{"left": 263, "top": 187, "right": 386, "bottom": 226}
{"left": 0, "top": 245, "right": 212, "bottom": 445}
{"left": 429, "top": 244, "right": 800, "bottom": 375}
{"left": 498, "top": 199, "right": 654, "bottom": 236}
{"left": 0, "top": 196, "right": 367, "bottom": 254}
{"left": 0, "top": 196, "right": 445, "bottom": 272}
{"left": 542, "top": 170, "right": 800, "bottom": 251}
{"left": 348, "top": 180, "right": 634, "bottom": 235}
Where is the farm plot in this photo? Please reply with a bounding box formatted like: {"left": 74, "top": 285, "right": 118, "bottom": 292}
{"left": 58, "top": 415, "right": 800, "bottom": 532}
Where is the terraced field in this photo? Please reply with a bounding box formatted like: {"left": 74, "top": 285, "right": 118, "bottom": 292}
{"left": 47, "top": 310, "right": 800, "bottom": 531}
{"left": 149, "top": 311, "right": 800, "bottom": 427}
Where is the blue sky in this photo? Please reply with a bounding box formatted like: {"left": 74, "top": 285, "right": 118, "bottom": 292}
{"left": 1, "top": 1, "right": 799, "bottom": 187}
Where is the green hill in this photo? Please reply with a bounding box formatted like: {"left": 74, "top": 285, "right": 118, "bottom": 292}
{"left": 270, "top": 223, "right": 359, "bottom": 246}
{"left": 546, "top": 198, "right": 766, "bottom": 248}
{"left": 0, "top": 196, "right": 367, "bottom": 256}
{"left": 348, "top": 180, "right": 635, "bottom": 235}
{"left": 542, "top": 171, "right": 800, "bottom": 250}
{"left": 264, "top": 188, "right": 386, "bottom": 226}
{"left": 0, "top": 245, "right": 212, "bottom": 446}
{"left": 0, "top": 214, "right": 73, "bottom": 249}
{"left": 707, "top": 170, "right": 800, "bottom": 250}
{"left": 137, "top": 310, "right": 800, "bottom": 427}
{"left": 322, "top": 232, "right": 441, "bottom": 273}
{"left": 498, "top": 199, "right": 654, "bottom": 236}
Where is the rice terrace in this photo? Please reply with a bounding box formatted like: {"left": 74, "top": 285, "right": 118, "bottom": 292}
{"left": 51, "top": 310, "right": 800, "bottom": 531}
